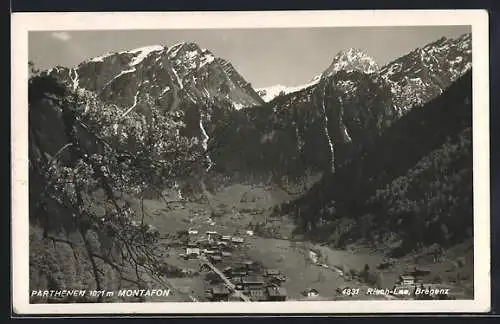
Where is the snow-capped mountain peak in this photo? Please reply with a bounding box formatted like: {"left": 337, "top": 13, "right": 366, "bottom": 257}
{"left": 86, "top": 44, "right": 165, "bottom": 65}
{"left": 48, "top": 41, "right": 264, "bottom": 117}
{"left": 322, "top": 48, "right": 379, "bottom": 78}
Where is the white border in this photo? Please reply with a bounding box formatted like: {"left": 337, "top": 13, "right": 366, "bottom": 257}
{"left": 11, "top": 10, "right": 490, "bottom": 315}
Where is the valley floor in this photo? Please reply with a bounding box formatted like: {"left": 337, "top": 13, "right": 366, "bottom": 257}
{"left": 128, "top": 182, "right": 474, "bottom": 303}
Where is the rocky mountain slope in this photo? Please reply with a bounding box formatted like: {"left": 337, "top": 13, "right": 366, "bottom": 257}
{"left": 212, "top": 33, "right": 471, "bottom": 178}
{"left": 281, "top": 69, "right": 473, "bottom": 255}
{"left": 380, "top": 33, "right": 472, "bottom": 116}
{"left": 44, "top": 42, "right": 264, "bottom": 113}
{"left": 40, "top": 33, "right": 472, "bottom": 183}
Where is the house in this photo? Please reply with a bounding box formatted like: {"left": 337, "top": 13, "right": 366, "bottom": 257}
{"left": 246, "top": 230, "right": 254, "bottom": 236}
{"left": 243, "top": 260, "right": 255, "bottom": 269}
{"left": 223, "top": 266, "right": 233, "bottom": 274}
{"left": 186, "top": 247, "right": 200, "bottom": 257}
{"left": 242, "top": 275, "right": 265, "bottom": 289}
{"left": 266, "top": 285, "right": 287, "bottom": 301}
{"left": 188, "top": 228, "right": 199, "bottom": 235}
{"left": 222, "top": 251, "right": 232, "bottom": 258}
{"left": 265, "top": 269, "right": 281, "bottom": 277}
{"left": 232, "top": 276, "right": 244, "bottom": 290}
{"left": 203, "top": 249, "right": 218, "bottom": 255}
{"left": 231, "top": 269, "right": 248, "bottom": 277}
{"left": 399, "top": 275, "right": 416, "bottom": 286}
{"left": 243, "top": 260, "right": 263, "bottom": 273}
{"left": 221, "top": 235, "right": 232, "bottom": 241}
{"left": 208, "top": 285, "right": 231, "bottom": 301}
{"left": 231, "top": 237, "right": 244, "bottom": 244}
{"left": 187, "top": 241, "right": 198, "bottom": 248}
{"left": 269, "top": 274, "right": 287, "bottom": 285}
{"left": 217, "top": 241, "right": 229, "bottom": 248}
{"left": 206, "top": 231, "right": 220, "bottom": 240}
{"left": 220, "top": 245, "right": 233, "bottom": 253}
{"left": 246, "top": 288, "right": 268, "bottom": 301}
{"left": 209, "top": 255, "right": 223, "bottom": 263}
{"left": 303, "top": 288, "right": 319, "bottom": 297}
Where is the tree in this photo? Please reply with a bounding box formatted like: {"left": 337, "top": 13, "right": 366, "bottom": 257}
{"left": 28, "top": 63, "right": 203, "bottom": 302}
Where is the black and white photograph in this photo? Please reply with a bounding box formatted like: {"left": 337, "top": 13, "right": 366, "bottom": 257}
{"left": 12, "top": 10, "right": 490, "bottom": 314}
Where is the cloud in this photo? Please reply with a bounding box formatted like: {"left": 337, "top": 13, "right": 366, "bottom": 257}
{"left": 51, "top": 32, "right": 72, "bottom": 42}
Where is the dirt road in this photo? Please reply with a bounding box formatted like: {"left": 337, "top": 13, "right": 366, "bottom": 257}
{"left": 200, "top": 255, "right": 251, "bottom": 302}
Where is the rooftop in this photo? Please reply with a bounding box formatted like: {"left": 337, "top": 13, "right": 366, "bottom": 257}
{"left": 267, "top": 286, "right": 287, "bottom": 297}
{"left": 400, "top": 275, "right": 416, "bottom": 279}
{"left": 265, "top": 269, "right": 281, "bottom": 275}
{"left": 242, "top": 275, "right": 265, "bottom": 284}
{"left": 304, "top": 288, "right": 319, "bottom": 293}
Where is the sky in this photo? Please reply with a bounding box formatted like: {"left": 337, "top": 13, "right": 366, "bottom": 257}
{"left": 29, "top": 26, "right": 471, "bottom": 89}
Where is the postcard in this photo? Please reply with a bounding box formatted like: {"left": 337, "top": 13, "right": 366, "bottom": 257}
{"left": 11, "top": 9, "right": 490, "bottom": 314}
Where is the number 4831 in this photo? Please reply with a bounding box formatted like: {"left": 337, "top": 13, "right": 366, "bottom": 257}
{"left": 342, "top": 288, "right": 360, "bottom": 296}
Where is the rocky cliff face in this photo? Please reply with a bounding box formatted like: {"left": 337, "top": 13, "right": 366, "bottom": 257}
{"left": 40, "top": 33, "right": 472, "bottom": 183}
{"left": 282, "top": 70, "right": 473, "bottom": 254}
{"left": 45, "top": 42, "right": 264, "bottom": 113}
{"left": 42, "top": 42, "right": 266, "bottom": 177}
{"left": 380, "top": 33, "right": 472, "bottom": 115}
{"left": 239, "top": 33, "right": 472, "bottom": 176}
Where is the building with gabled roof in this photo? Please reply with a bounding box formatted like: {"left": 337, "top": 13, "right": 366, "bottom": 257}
{"left": 207, "top": 284, "right": 231, "bottom": 301}
{"left": 246, "top": 288, "right": 267, "bottom": 301}
{"left": 266, "top": 285, "right": 287, "bottom": 301}
{"left": 242, "top": 275, "right": 265, "bottom": 289}
{"left": 231, "top": 237, "right": 244, "bottom": 244}
{"left": 265, "top": 269, "right": 281, "bottom": 276}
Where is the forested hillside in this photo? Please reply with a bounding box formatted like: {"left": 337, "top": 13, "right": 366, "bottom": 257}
{"left": 281, "top": 70, "right": 473, "bottom": 256}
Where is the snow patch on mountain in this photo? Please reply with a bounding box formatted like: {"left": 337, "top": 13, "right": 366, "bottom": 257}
{"left": 129, "top": 45, "right": 164, "bottom": 66}
{"left": 70, "top": 68, "right": 79, "bottom": 91}
{"left": 199, "top": 117, "right": 213, "bottom": 171}
{"left": 121, "top": 91, "right": 139, "bottom": 117}
{"left": 167, "top": 42, "right": 186, "bottom": 58}
{"left": 171, "top": 68, "right": 183, "bottom": 89}
{"left": 86, "top": 45, "right": 164, "bottom": 65}
{"left": 199, "top": 52, "right": 216, "bottom": 69}
{"left": 320, "top": 83, "right": 335, "bottom": 172}
{"left": 103, "top": 67, "right": 137, "bottom": 89}
{"left": 160, "top": 86, "right": 171, "bottom": 97}
{"left": 256, "top": 75, "right": 321, "bottom": 102}
{"left": 89, "top": 53, "right": 113, "bottom": 63}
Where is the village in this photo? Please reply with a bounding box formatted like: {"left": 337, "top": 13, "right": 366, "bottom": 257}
{"left": 162, "top": 224, "right": 458, "bottom": 302}
{"left": 176, "top": 228, "right": 289, "bottom": 302}
{"left": 141, "top": 185, "right": 467, "bottom": 303}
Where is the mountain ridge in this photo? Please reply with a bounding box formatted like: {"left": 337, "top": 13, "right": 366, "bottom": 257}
{"left": 38, "top": 32, "right": 473, "bottom": 185}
